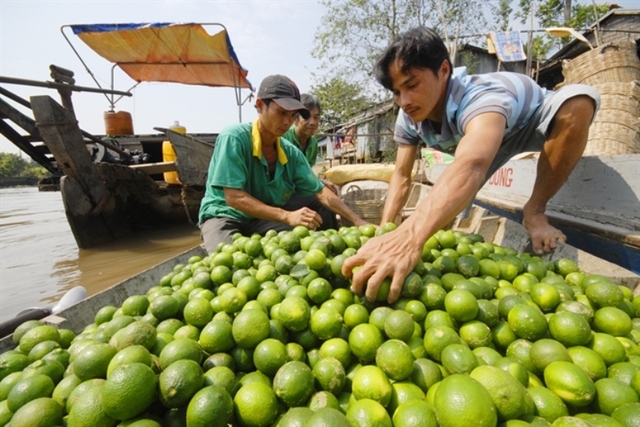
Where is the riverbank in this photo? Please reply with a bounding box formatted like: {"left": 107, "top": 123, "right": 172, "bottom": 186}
{"left": 0, "top": 177, "right": 38, "bottom": 187}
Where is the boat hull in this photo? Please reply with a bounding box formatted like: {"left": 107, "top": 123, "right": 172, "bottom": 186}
{"left": 427, "top": 154, "right": 640, "bottom": 275}
{"left": 31, "top": 95, "right": 209, "bottom": 248}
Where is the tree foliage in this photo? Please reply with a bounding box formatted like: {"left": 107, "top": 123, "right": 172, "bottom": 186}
{"left": 495, "top": 0, "right": 514, "bottom": 31}
{"left": 0, "top": 153, "right": 49, "bottom": 179}
{"left": 516, "top": 0, "right": 610, "bottom": 60}
{"left": 311, "top": 77, "right": 371, "bottom": 128}
{"left": 312, "top": 0, "right": 493, "bottom": 127}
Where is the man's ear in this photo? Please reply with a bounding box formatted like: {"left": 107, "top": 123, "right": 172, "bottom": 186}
{"left": 255, "top": 98, "right": 265, "bottom": 112}
{"left": 440, "top": 60, "right": 451, "bottom": 80}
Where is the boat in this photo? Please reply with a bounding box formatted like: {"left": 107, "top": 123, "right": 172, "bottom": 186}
{"left": 0, "top": 22, "right": 251, "bottom": 249}
{"left": 1, "top": 205, "right": 638, "bottom": 354}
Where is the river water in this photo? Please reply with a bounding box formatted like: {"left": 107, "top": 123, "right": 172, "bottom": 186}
{"left": 0, "top": 187, "right": 202, "bottom": 324}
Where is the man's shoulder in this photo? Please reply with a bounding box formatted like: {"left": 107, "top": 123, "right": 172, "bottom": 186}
{"left": 462, "top": 70, "right": 541, "bottom": 92}
{"left": 280, "top": 138, "right": 305, "bottom": 158}
{"left": 219, "top": 122, "right": 252, "bottom": 138}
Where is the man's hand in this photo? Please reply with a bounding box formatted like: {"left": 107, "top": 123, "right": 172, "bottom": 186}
{"left": 287, "top": 207, "right": 322, "bottom": 230}
{"left": 342, "top": 228, "right": 423, "bottom": 303}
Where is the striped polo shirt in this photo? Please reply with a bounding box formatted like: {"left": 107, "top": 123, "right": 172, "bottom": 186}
{"left": 395, "top": 67, "right": 548, "bottom": 153}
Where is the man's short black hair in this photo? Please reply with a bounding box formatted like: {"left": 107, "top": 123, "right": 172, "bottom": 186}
{"left": 374, "top": 27, "right": 451, "bottom": 91}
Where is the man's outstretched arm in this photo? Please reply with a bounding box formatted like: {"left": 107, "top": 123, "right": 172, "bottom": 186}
{"left": 342, "top": 113, "right": 507, "bottom": 303}
{"left": 380, "top": 144, "right": 417, "bottom": 225}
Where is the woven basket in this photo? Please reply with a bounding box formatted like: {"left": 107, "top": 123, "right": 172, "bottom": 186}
{"left": 585, "top": 80, "right": 640, "bottom": 155}
{"left": 562, "top": 41, "right": 640, "bottom": 85}
{"left": 596, "top": 81, "right": 640, "bottom": 110}
{"left": 342, "top": 187, "right": 387, "bottom": 225}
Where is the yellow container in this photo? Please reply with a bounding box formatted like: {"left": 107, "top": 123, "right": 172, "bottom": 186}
{"left": 104, "top": 110, "right": 134, "bottom": 135}
{"left": 163, "top": 121, "right": 186, "bottom": 184}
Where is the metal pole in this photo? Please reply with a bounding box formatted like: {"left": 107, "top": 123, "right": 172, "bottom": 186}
{"left": 591, "top": 0, "right": 602, "bottom": 46}
{"left": 526, "top": 1, "right": 535, "bottom": 77}
{"left": 0, "top": 76, "right": 132, "bottom": 96}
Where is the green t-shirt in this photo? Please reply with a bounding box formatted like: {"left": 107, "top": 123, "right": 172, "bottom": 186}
{"left": 283, "top": 126, "right": 319, "bottom": 168}
{"left": 198, "top": 121, "right": 324, "bottom": 223}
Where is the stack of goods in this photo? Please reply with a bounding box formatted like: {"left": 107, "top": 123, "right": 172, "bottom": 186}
{"left": 562, "top": 40, "right": 640, "bottom": 155}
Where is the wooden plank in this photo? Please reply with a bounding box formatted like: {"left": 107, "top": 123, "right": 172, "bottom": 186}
{"left": 428, "top": 155, "right": 640, "bottom": 229}
{"left": 30, "top": 95, "right": 108, "bottom": 204}
{"left": 475, "top": 195, "right": 640, "bottom": 250}
{"left": 129, "top": 161, "right": 176, "bottom": 175}
{"left": 448, "top": 204, "right": 640, "bottom": 289}
{"left": 0, "top": 97, "right": 40, "bottom": 136}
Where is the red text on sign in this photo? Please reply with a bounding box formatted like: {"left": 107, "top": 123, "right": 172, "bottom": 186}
{"left": 488, "top": 167, "right": 513, "bottom": 188}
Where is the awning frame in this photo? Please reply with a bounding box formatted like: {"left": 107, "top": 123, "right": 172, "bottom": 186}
{"left": 61, "top": 22, "right": 253, "bottom": 121}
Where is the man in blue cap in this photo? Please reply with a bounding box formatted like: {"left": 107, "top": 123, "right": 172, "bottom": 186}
{"left": 198, "top": 74, "right": 368, "bottom": 253}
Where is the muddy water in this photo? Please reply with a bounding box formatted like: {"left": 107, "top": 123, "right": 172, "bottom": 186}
{"left": 0, "top": 187, "right": 202, "bottom": 323}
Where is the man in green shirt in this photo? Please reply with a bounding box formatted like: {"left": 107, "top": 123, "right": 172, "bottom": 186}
{"left": 283, "top": 93, "right": 338, "bottom": 194}
{"left": 283, "top": 93, "right": 320, "bottom": 167}
{"left": 198, "top": 75, "right": 368, "bottom": 253}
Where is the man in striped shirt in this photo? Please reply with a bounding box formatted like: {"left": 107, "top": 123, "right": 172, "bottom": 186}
{"left": 343, "top": 27, "right": 599, "bottom": 303}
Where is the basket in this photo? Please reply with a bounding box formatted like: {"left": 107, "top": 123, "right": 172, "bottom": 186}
{"left": 562, "top": 41, "right": 640, "bottom": 85}
{"left": 595, "top": 81, "right": 640, "bottom": 110}
{"left": 341, "top": 186, "right": 388, "bottom": 225}
{"left": 585, "top": 80, "right": 640, "bottom": 155}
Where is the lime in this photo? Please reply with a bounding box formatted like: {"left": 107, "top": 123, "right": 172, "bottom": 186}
{"left": 273, "top": 361, "right": 315, "bottom": 407}
{"left": 234, "top": 382, "right": 278, "bottom": 427}
{"left": 232, "top": 309, "right": 271, "bottom": 349}
{"left": 101, "top": 362, "right": 157, "bottom": 420}
{"left": 544, "top": 361, "right": 596, "bottom": 407}
{"left": 375, "top": 339, "right": 415, "bottom": 381}
{"left": 470, "top": 364, "right": 528, "bottom": 421}
{"left": 253, "top": 338, "right": 288, "bottom": 377}
{"left": 433, "top": 374, "right": 498, "bottom": 427}
{"left": 159, "top": 359, "right": 204, "bottom": 408}
{"left": 349, "top": 323, "right": 384, "bottom": 364}
{"left": 313, "top": 356, "right": 346, "bottom": 395}
{"left": 351, "top": 365, "right": 393, "bottom": 407}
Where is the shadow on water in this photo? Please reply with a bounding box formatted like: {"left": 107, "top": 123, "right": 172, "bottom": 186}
{"left": 52, "top": 223, "right": 202, "bottom": 300}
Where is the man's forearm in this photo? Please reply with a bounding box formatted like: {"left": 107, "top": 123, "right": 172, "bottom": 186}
{"left": 224, "top": 188, "right": 288, "bottom": 223}
{"left": 403, "top": 160, "right": 486, "bottom": 244}
{"left": 380, "top": 170, "right": 412, "bottom": 224}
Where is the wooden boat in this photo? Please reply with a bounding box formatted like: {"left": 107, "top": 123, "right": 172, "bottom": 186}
{"left": 0, "top": 22, "right": 250, "bottom": 249}
{"left": 1, "top": 207, "right": 637, "bottom": 354}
